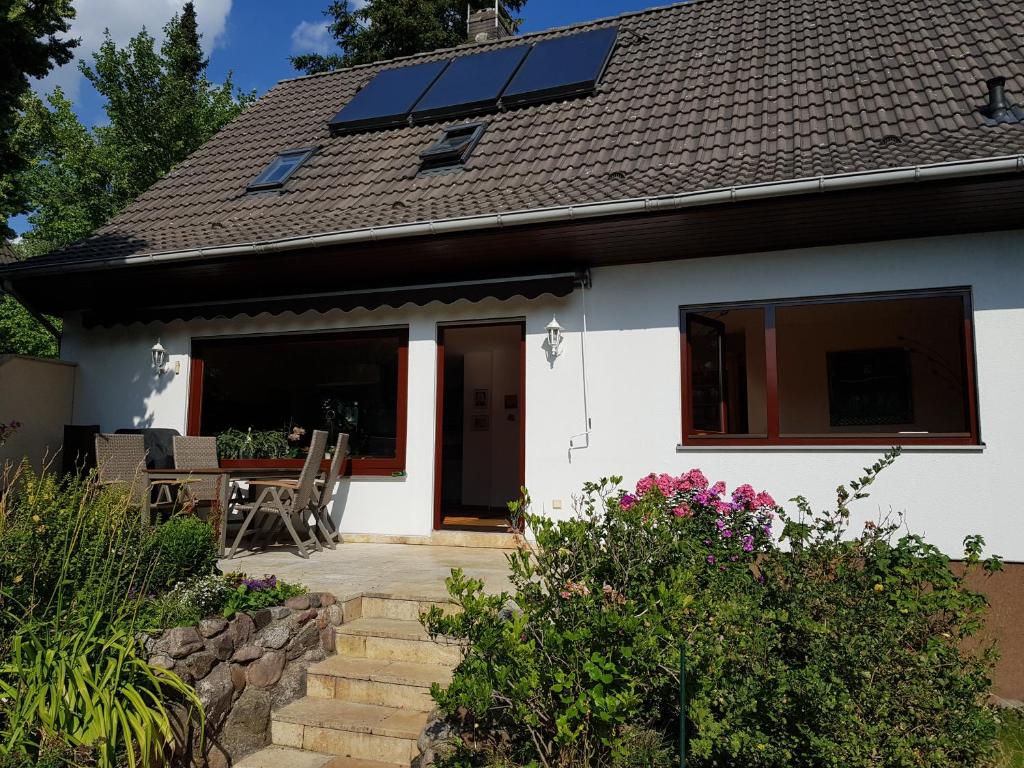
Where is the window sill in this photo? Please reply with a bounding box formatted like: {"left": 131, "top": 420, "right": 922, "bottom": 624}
{"left": 676, "top": 443, "right": 986, "bottom": 453}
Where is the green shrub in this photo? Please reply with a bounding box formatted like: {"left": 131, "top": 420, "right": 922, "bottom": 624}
{"left": 220, "top": 573, "right": 307, "bottom": 618}
{"left": 150, "top": 574, "right": 232, "bottom": 628}
{"left": 146, "top": 515, "right": 218, "bottom": 590}
{"left": 0, "top": 467, "right": 204, "bottom": 767}
{"left": 0, "top": 611, "right": 201, "bottom": 768}
{"left": 0, "top": 465, "right": 153, "bottom": 632}
{"left": 425, "top": 451, "right": 1003, "bottom": 768}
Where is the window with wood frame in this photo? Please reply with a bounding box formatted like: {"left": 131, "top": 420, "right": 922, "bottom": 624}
{"left": 188, "top": 328, "right": 408, "bottom": 475}
{"left": 680, "top": 290, "right": 978, "bottom": 445}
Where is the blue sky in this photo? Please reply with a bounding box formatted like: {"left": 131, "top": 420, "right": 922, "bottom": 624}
{"left": 11, "top": 0, "right": 657, "bottom": 236}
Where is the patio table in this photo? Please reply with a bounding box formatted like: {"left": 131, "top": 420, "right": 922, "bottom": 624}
{"left": 149, "top": 466, "right": 305, "bottom": 556}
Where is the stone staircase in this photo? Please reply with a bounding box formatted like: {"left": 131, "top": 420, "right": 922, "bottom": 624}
{"left": 237, "top": 595, "right": 458, "bottom": 768}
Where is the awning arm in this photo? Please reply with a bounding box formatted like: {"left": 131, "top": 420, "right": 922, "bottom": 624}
{"left": 1, "top": 279, "right": 62, "bottom": 342}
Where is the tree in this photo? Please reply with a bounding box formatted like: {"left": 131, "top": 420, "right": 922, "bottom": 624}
{"left": 292, "top": 0, "right": 528, "bottom": 74}
{"left": 17, "top": 2, "right": 254, "bottom": 252}
{"left": 0, "top": 0, "right": 78, "bottom": 237}
{"left": 3, "top": 2, "right": 252, "bottom": 357}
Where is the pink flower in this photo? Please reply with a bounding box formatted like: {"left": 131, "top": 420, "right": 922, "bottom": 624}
{"left": 676, "top": 469, "right": 709, "bottom": 492}
{"left": 559, "top": 590, "right": 571, "bottom": 599}
{"left": 753, "top": 491, "right": 776, "bottom": 509}
{"left": 742, "top": 534, "right": 755, "bottom": 552}
{"left": 731, "top": 484, "right": 756, "bottom": 506}
{"left": 672, "top": 505, "right": 691, "bottom": 518}
{"left": 706, "top": 555, "right": 716, "bottom": 565}
{"left": 710, "top": 481, "right": 727, "bottom": 496}
{"left": 636, "top": 474, "right": 656, "bottom": 495}
{"left": 655, "top": 473, "right": 675, "bottom": 496}
{"left": 714, "top": 501, "right": 732, "bottom": 516}
{"left": 620, "top": 493, "right": 637, "bottom": 510}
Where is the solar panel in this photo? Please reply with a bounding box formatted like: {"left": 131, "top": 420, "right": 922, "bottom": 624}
{"left": 329, "top": 59, "right": 450, "bottom": 133}
{"left": 501, "top": 27, "right": 618, "bottom": 107}
{"left": 411, "top": 45, "right": 530, "bottom": 121}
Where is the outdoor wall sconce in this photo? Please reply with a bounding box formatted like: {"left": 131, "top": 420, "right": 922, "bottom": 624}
{"left": 545, "top": 316, "right": 564, "bottom": 357}
{"left": 151, "top": 340, "right": 169, "bottom": 374}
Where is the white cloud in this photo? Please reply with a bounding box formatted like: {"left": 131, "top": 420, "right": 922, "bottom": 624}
{"left": 34, "top": 0, "right": 233, "bottom": 103}
{"left": 290, "top": 20, "right": 334, "bottom": 56}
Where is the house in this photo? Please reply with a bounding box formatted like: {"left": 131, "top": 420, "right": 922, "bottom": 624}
{"left": 1, "top": 0, "right": 1023, "bottom": 691}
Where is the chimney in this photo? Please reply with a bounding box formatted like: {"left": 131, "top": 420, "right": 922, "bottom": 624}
{"left": 467, "top": 2, "right": 512, "bottom": 43}
{"left": 985, "top": 76, "right": 1009, "bottom": 118}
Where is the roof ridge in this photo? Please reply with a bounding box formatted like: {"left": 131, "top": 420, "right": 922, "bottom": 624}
{"left": 276, "top": 0, "right": 692, "bottom": 85}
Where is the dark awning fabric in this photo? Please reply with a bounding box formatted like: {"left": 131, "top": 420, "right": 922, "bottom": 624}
{"left": 82, "top": 272, "right": 583, "bottom": 327}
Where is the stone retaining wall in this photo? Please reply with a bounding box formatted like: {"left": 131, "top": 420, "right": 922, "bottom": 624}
{"left": 144, "top": 592, "right": 353, "bottom": 768}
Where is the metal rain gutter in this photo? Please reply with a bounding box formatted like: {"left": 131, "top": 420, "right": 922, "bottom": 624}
{"left": 5, "top": 154, "right": 1024, "bottom": 278}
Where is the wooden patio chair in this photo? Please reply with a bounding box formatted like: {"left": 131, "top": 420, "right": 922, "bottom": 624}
{"left": 312, "top": 432, "right": 349, "bottom": 548}
{"left": 94, "top": 433, "right": 178, "bottom": 525}
{"left": 226, "top": 429, "right": 328, "bottom": 559}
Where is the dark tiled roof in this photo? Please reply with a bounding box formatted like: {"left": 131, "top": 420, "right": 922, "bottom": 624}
{"left": 43, "top": 0, "right": 1024, "bottom": 263}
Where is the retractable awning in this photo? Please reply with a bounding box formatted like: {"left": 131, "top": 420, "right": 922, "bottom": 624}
{"left": 81, "top": 271, "right": 586, "bottom": 327}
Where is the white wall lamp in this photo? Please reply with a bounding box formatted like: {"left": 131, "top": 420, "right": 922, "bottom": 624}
{"left": 545, "top": 316, "right": 564, "bottom": 358}
{"left": 151, "top": 340, "right": 170, "bottom": 375}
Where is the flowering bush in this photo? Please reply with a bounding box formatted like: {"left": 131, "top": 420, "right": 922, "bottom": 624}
{"left": 220, "top": 572, "right": 307, "bottom": 618}
{"left": 425, "top": 451, "right": 1003, "bottom": 768}
{"left": 152, "top": 573, "right": 231, "bottom": 627}
{"left": 620, "top": 468, "right": 776, "bottom": 568}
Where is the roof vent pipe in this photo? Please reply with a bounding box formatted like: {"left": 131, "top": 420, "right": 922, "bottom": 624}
{"left": 987, "top": 76, "right": 1009, "bottom": 118}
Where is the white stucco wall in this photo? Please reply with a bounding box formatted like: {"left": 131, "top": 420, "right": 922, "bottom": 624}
{"left": 60, "top": 229, "right": 1024, "bottom": 560}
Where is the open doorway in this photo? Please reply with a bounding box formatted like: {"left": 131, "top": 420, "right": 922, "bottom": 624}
{"left": 434, "top": 322, "right": 524, "bottom": 532}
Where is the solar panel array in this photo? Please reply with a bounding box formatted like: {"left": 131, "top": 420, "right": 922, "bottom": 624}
{"left": 329, "top": 27, "right": 618, "bottom": 134}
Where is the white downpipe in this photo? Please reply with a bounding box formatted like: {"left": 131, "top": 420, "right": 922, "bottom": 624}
{"left": 5, "top": 154, "right": 1023, "bottom": 277}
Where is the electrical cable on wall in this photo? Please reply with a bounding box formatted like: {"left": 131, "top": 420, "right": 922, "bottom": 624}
{"left": 569, "top": 272, "right": 592, "bottom": 454}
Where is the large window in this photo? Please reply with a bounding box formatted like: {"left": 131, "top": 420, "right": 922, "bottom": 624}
{"left": 188, "top": 328, "right": 408, "bottom": 475}
{"left": 681, "top": 290, "right": 978, "bottom": 445}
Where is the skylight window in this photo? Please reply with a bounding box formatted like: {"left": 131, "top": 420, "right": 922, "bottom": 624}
{"left": 419, "top": 123, "right": 486, "bottom": 172}
{"left": 247, "top": 147, "right": 315, "bottom": 191}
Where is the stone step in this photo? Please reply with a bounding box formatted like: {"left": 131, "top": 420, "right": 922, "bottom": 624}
{"left": 235, "top": 745, "right": 402, "bottom": 768}
{"left": 307, "top": 656, "right": 453, "bottom": 710}
{"left": 360, "top": 595, "right": 457, "bottom": 622}
{"left": 336, "top": 618, "right": 463, "bottom": 666}
{"left": 273, "top": 697, "right": 428, "bottom": 764}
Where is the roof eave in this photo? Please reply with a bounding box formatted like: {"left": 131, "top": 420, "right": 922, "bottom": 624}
{"left": 3, "top": 153, "right": 1023, "bottom": 279}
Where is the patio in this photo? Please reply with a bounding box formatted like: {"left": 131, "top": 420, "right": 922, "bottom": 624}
{"left": 218, "top": 541, "right": 515, "bottom": 602}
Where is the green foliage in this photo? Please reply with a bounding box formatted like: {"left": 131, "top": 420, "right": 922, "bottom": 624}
{"left": 425, "top": 452, "right": 1003, "bottom": 768}
{"left": 996, "top": 708, "right": 1024, "bottom": 768}
{"left": 220, "top": 574, "right": 308, "bottom": 619}
{"left": 292, "top": 0, "right": 528, "bottom": 73}
{"left": 15, "top": 3, "right": 254, "bottom": 253}
{"left": 150, "top": 574, "right": 231, "bottom": 628}
{"left": 0, "top": 465, "right": 153, "bottom": 633}
{"left": 148, "top": 573, "right": 308, "bottom": 627}
{"left": 0, "top": 294, "right": 59, "bottom": 357}
{"left": 216, "top": 427, "right": 294, "bottom": 460}
{"left": 0, "top": 611, "right": 202, "bottom": 768}
{"left": 0, "top": 466, "right": 203, "bottom": 766}
{"left": 145, "top": 515, "right": 219, "bottom": 591}
{"left": 0, "top": 0, "right": 77, "bottom": 237}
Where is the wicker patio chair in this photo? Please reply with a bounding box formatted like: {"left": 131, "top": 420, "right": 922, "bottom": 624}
{"left": 226, "top": 429, "right": 328, "bottom": 559}
{"left": 94, "top": 433, "right": 178, "bottom": 524}
{"left": 312, "top": 432, "right": 349, "bottom": 548}
{"left": 172, "top": 435, "right": 221, "bottom": 511}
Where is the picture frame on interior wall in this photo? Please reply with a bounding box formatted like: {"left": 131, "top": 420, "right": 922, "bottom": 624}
{"left": 471, "top": 414, "right": 490, "bottom": 431}
{"left": 474, "top": 389, "right": 488, "bottom": 407}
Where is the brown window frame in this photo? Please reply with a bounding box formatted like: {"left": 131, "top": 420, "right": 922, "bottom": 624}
{"left": 679, "top": 288, "right": 980, "bottom": 446}
{"left": 187, "top": 328, "right": 409, "bottom": 476}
